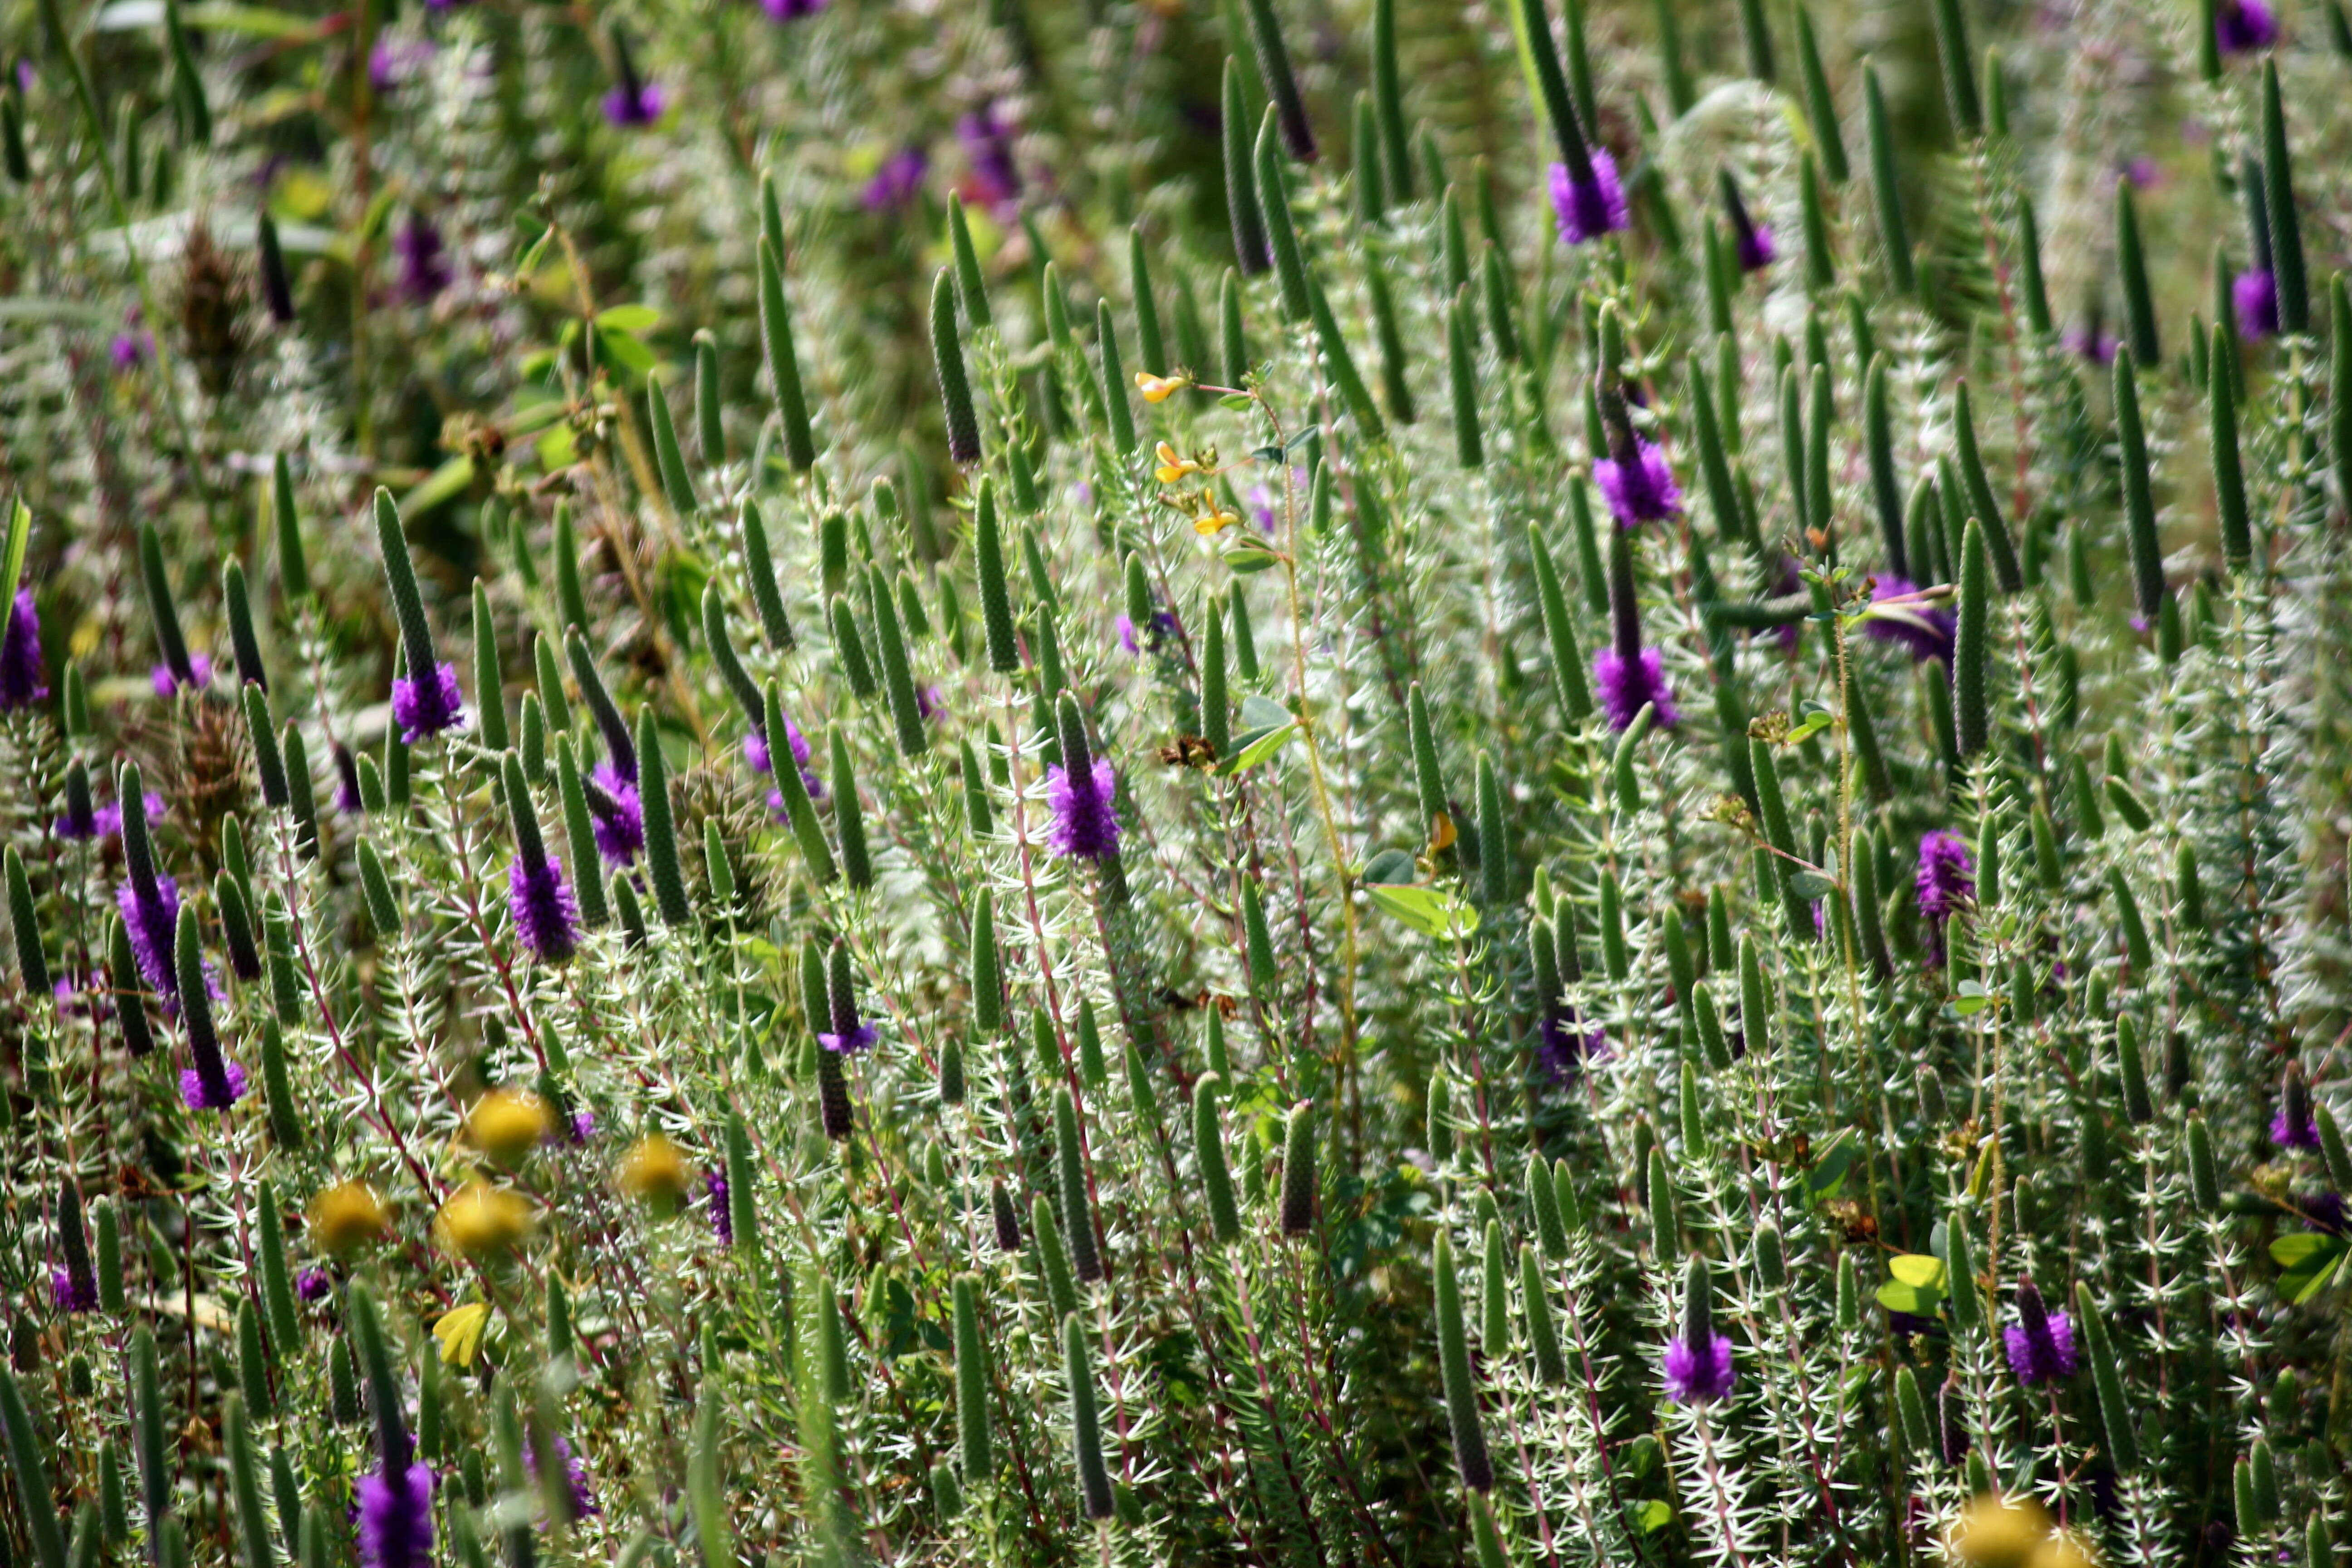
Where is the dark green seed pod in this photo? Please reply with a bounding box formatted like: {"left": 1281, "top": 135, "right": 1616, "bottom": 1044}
{"left": 256, "top": 1183, "right": 299, "bottom": 1351}
{"left": 633, "top": 709, "right": 690, "bottom": 927}
{"left": 2114, "top": 1014, "right": 2154, "bottom": 1124}
{"left": 1794, "top": 6, "right": 1846, "bottom": 181}
{"left": 1950, "top": 384, "right": 2022, "bottom": 592}
{"left": 222, "top": 557, "right": 266, "bottom": 691}
{"left": 533, "top": 633, "right": 572, "bottom": 735}
{"left": 1927, "top": 0, "right": 1981, "bottom": 136}
{"left": 952, "top": 1275, "right": 992, "bottom": 1481}
{"left": 236, "top": 1296, "right": 271, "bottom": 1418}
{"left": 1433, "top": 1232, "right": 1494, "bottom": 1491}
{"left": 1054, "top": 1087, "right": 1102, "bottom": 1284}
{"left": 1367, "top": 250, "right": 1415, "bottom": 422}
{"left": 1306, "top": 274, "right": 1385, "bottom": 437}
{"left": 554, "top": 745, "right": 615, "bottom": 924}
{"left": 1242, "top": 877, "right": 1277, "bottom": 1007}
{"left": 2110, "top": 868, "right": 2153, "bottom": 977}
{"left": 1029, "top": 1194, "right": 1079, "bottom": 1323}
{"left": 1518, "top": 1243, "right": 1566, "bottom": 1384}
{"left": 1529, "top": 526, "right": 1592, "bottom": 720}
{"left": 866, "top": 567, "right": 928, "bottom": 757}
{"left": 959, "top": 736, "right": 994, "bottom": 839}
{"left": 1449, "top": 292, "right": 1484, "bottom": 467}
{"left": 736, "top": 499, "right": 797, "bottom": 654}
{"left": 1476, "top": 752, "right": 1509, "bottom": 906}
{"left": 2260, "top": 63, "right": 2308, "bottom": 335}
{"left": 2116, "top": 184, "right": 2160, "bottom": 365}
{"left": 973, "top": 480, "right": 1019, "bottom": 675}
{"left": 1221, "top": 61, "right": 1270, "bottom": 274}
{"left": 1862, "top": 69, "right": 1913, "bottom": 294}
{"left": 2210, "top": 324, "right": 2252, "bottom": 570}
{"left": 828, "top": 730, "right": 871, "bottom": 890}
{"left": 1279, "top": 1100, "right": 1317, "bottom": 1235}
{"left": 1648, "top": 1147, "right": 1679, "bottom": 1262}
{"left": 5, "top": 848, "right": 44, "bottom": 995}
{"left": 1200, "top": 591, "right": 1230, "bottom": 760}
{"left": 235, "top": 684, "right": 288, "bottom": 808}
{"left": 1061, "top": 1313, "right": 1114, "bottom": 1522}
{"left": 1943, "top": 1212, "right": 1980, "bottom": 1332}
{"left": 969, "top": 887, "right": 1002, "bottom": 1034}
{"left": 1953, "top": 519, "right": 1992, "bottom": 759}
{"left": 828, "top": 593, "right": 877, "bottom": 702}
{"left": 2188, "top": 1114, "right": 2223, "bottom": 1211}
{"left": 1194, "top": 1075, "right": 1244, "bottom": 1244}
{"left": 2318, "top": 1103, "right": 2352, "bottom": 1196}
{"left": 1253, "top": 118, "right": 1310, "bottom": 316}
{"left": 1074, "top": 997, "right": 1107, "bottom": 1089}
{"left": 946, "top": 195, "right": 992, "bottom": 331}
{"left": 648, "top": 375, "right": 696, "bottom": 517}
{"left": 1691, "top": 981, "right": 1732, "bottom": 1068}
{"left": 2075, "top": 1283, "right": 2141, "bottom": 1472}
{"left": 1895, "top": 1365, "right": 1934, "bottom": 1455}
{"left": 757, "top": 237, "right": 816, "bottom": 470}
{"left": 2113, "top": 351, "right": 2169, "bottom": 622}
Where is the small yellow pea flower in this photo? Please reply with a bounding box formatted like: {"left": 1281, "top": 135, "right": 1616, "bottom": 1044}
{"left": 436, "top": 1180, "right": 535, "bottom": 1259}
{"left": 617, "top": 1134, "right": 693, "bottom": 1210}
{"left": 309, "top": 1181, "right": 390, "bottom": 1257}
{"left": 1154, "top": 442, "right": 1200, "bottom": 485}
{"left": 1134, "top": 371, "right": 1190, "bottom": 403}
{"left": 1194, "top": 508, "right": 1241, "bottom": 537}
{"left": 467, "top": 1088, "right": 552, "bottom": 1168}
{"left": 1949, "top": 1494, "right": 2063, "bottom": 1568}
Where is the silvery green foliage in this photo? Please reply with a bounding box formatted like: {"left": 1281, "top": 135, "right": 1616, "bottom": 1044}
{"left": 3, "top": 0, "right": 2352, "bottom": 1564}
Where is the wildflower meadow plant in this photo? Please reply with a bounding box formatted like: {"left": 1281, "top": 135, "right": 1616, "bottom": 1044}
{"left": 7, "top": 0, "right": 2352, "bottom": 1562}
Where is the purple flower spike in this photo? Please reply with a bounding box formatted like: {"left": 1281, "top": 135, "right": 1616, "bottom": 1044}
{"left": 2216, "top": 0, "right": 2280, "bottom": 52}
{"left": 603, "top": 79, "right": 666, "bottom": 127}
{"left": 1663, "top": 1332, "right": 1736, "bottom": 1405}
{"left": 583, "top": 762, "right": 644, "bottom": 864}
{"left": 2233, "top": 268, "right": 2279, "bottom": 340}
{"left": 392, "top": 661, "right": 465, "bottom": 745}
{"left": 508, "top": 853, "right": 582, "bottom": 964}
{"left": 1862, "top": 577, "right": 1957, "bottom": 664}
{"left": 1044, "top": 755, "right": 1121, "bottom": 861}
{"left": 1914, "top": 830, "right": 1975, "bottom": 923}
{"left": 2275, "top": 1064, "right": 2320, "bottom": 1149}
{"left": 1592, "top": 646, "right": 1679, "bottom": 732}
{"left": 1117, "top": 616, "right": 1139, "bottom": 656}
{"left": 704, "top": 1170, "right": 733, "bottom": 1245}
{"left": 0, "top": 586, "right": 46, "bottom": 710}
{"left": 1535, "top": 1009, "right": 1609, "bottom": 1084}
{"left": 2063, "top": 324, "right": 2118, "bottom": 365}
{"left": 1549, "top": 151, "right": 1629, "bottom": 247}
{"left": 51, "top": 1266, "right": 98, "bottom": 1313}
{"left": 957, "top": 103, "right": 1021, "bottom": 213}
{"left": 151, "top": 652, "right": 213, "bottom": 699}
{"left": 1735, "top": 223, "right": 1776, "bottom": 272}
{"left": 862, "top": 146, "right": 929, "bottom": 211}
{"left": 356, "top": 1461, "right": 435, "bottom": 1568}
{"left": 2002, "top": 1281, "right": 2079, "bottom": 1387}
{"left": 296, "top": 1267, "right": 333, "bottom": 1302}
{"left": 524, "top": 1433, "right": 600, "bottom": 1519}
{"left": 396, "top": 218, "right": 452, "bottom": 305}
{"left": 179, "top": 1060, "right": 250, "bottom": 1112}
{"left": 118, "top": 874, "right": 182, "bottom": 995}
{"left": 1593, "top": 439, "right": 1682, "bottom": 527}
{"left": 761, "top": 0, "right": 827, "bottom": 17}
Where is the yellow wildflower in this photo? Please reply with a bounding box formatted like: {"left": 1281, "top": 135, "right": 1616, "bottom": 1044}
{"left": 309, "top": 1181, "right": 390, "bottom": 1257}
{"left": 1949, "top": 1494, "right": 2061, "bottom": 1568}
{"left": 467, "top": 1088, "right": 552, "bottom": 1167}
{"left": 1134, "top": 371, "right": 1190, "bottom": 404}
{"left": 1154, "top": 442, "right": 1198, "bottom": 485}
{"left": 617, "top": 1134, "right": 693, "bottom": 1209}
{"left": 1194, "top": 508, "right": 1241, "bottom": 536}
{"left": 436, "top": 1180, "right": 534, "bottom": 1259}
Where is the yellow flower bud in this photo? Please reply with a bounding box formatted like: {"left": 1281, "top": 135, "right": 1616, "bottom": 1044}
{"left": 309, "top": 1181, "right": 390, "bottom": 1257}
{"left": 617, "top": 1134, "right": 693, "bottom": 1209}
{"left": 1194, "top": 509, "right": 1240, "bottom": 536}
{"left": 1134, "top": 371, "right": 1189, "bottom": 404}
{"left": 1153, "top": 442, "right": 1196, "bottom": 485}
{"left": 1950, "top": 1494, "right": 2056, "bottom": 1568}
{"left": 436, "top": 1181, "right": 535, "bottom": 1259}
{"left": 467, "top": 1089, "right": 553, "bottom": 1167}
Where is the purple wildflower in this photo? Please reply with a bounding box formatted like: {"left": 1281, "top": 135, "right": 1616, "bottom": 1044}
{"left": 356, "top": 1461, "right": 435, "bottom": 1568}
{"left": 396, "top": 217, "right": 451, "bottom": 304}
{"left": 2274, "top": 1063, "right": 2319, "bottom": 1149}
{"left": 1535, "top": 1009, "right": 1609, "bottom": 1083}
{"left": 2215, "top": 0, "right": 2280, "bottom": 52}
{"left": 111, "top": 309, "right": 153, "bottom": 371}
{"left": 391, "top": 661, "right": 465, "bottom": 744}
{"left": 118, "top": 874, "right": 181, "bottom": 995}
{"left": 368, "top": 36, "right": 437, "bottom": 91}
{"left": 296, "top": 1268, "right": 333, "bottom": 1302}
{"left": 1862, "top": 577, "right": 1957, "bottom": 664}
{"left": 0, "top": 586, "right": 45, "bottom": 709}
{"left": 602, "top": 39, "right": 666, "bottom": 131}
{"left": 957, "top": 103, "right": 1020, "bottom": 213}
{"left": 59, "top": 791, "right": 164, "bottom": 843}
{"left": 2233, "top": 268, "right": 2278, "bottom": 340}
{"left": 1117, "top": 616, "right": 1139, "bottom": 656}
{"left": 818, "top": 1018, "right": 880, "bottom": 1054}
{"left": 1593, "top": 439, "right": 1681, "bottom": 527}
{"left": 524, "top": 1433, "right": 599, "bottom": 1519}
{"left": 2302, "top": 1192, "right": 2346, "bottom": 1234}
{"left": 2063, "top": 324, "right": 2118, "bottom": 365}
{"left": 508, "top": 852, "right": 582, "bottom": 964}
{"left": 1549, "top": 151, "right": 1629, "bottom": 246}
{"left": 1044, "top": 755, "right": 1121, "bottom": 861}
{"left": 1735, "top": 223, "right": 1776, "bottom": 272}
{"left": 1592, "top": 646, "right": 1679, "bottom": 731}
{"left": 704, "top": 1170, "right": 732, "bottom": 1245}
{"left": 1914, "top": 831, "right": 1975, "bottom": 922}
{"left": 1662, "top": 1332, "right": 1736, "bottom": 1405}
{"left": 334, "top": 743, "right": 365, "bottom": 815}
{"left": 50, "top": 1266, "right": 97, "bottom": 1313}
{"left": 179, "top": 1060, "right": 249, "bottom": 1112}
{"left": 2001, "top": 1281, "right": 2079, "bottom": 1387}
{"left": 761, "top": 0, "right": 827, "bottom": 18}
{"left": 583, "top": 761, "right": 644, "bottom": 864}
{"left": 570, "top": 1110, "right": 598, "bottom": 1143}
{"left": 151, "top": 652, "right": 213, "bottom": 698}
{"left": 862, "top": 146, "right": 929, "bottom": 211}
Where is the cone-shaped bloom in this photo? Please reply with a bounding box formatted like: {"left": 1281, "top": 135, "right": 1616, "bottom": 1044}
{"left": 1664, "top": 1259, "right": 1736, "bottom": 1405}
{"left": 117, "top": 780, "right": 180, "bottom": 996}
{"left": 392, "top": 662, "right": 463, "bottom": 745}
{"left": 820, "top": 939, "right": 879, "bottom": 1054}
{"left": 0, "top": 585, "right": 45, "bottom": 709}
{"left": 2003, "top": 1279, "right": 2079, "bottom": 1387}
{"left": 601, "top": 31, "right": 665, "bottom": 126}
{"left": 762, "top": 0, "right": 826, "bottom": 17}
{"left": 703, "top": 1171, "right": 732, "bottom": 1245}
{"left": 356, "top": 1459, "right": 434, "bottom": 1568}
{"left": 1550, "top": 150, "right": 1628, "bottom": 246}
{"left": 524, "top": 1432, "right": 599, "bottom": 1519}
{"left": 2216, "top": 0, "right": 2279, "bottom": 52}
{"left": 2234, "top": 268, "right": 2279, "bottom": 339}
{"left": 1915, "top": 830, "right": 1975, "bottom": 921}
{"left": 582, "top": 762, "right": 643, "bottom": 865}
{"left": 2275, "top": 1062, "right": 2320, "bottom": 1148}
{"left": 507, "top": 841, "right": 581, "bottom": 963}
{"left": 1594, "top": 386, "right": 1681, "bottom": 527}
{"left": 176, "top": 907, "right": 247, "bottom": 1111}
{"left": 152, "top": 653, "right": 213, "bottom": 698}
{"left": 1720, "top": 171, "right": 1775, "bottom": 272}
{"left": 1594, "top": 528, "right": 1678, "bottom": 730}
{"left": 1045, "top": 700, "right": 1121, "bottom": 861}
